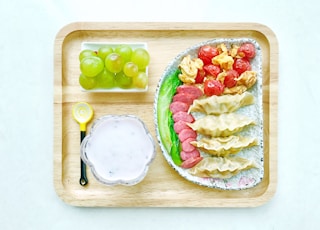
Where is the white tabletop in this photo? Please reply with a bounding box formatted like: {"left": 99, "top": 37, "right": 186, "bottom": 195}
{"left": 0, "top": 0, "right": 318, "bottom": 229}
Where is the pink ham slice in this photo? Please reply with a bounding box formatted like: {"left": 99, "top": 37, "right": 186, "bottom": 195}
{"left": 181, "top": 137, "right": 196, "bottom": 152}
{"left": 170, "top": 84, "right": 204, "bottom": 169}
{"left": 181, "top": 156, "right": 203, "bottom": 169}
{"left": 178, "top": 129, "right": 197, "bottom": 142}
{"left": 172, "top": 93, "right": 198, "bottom": 106}
{"left": 173, "top": 111, "right": 195, "bottom": 123}
{"left": 173, "top": 120, "right": 190, "bottom": 134}
{"left": 169, "top": 101, "right": 189, "bottom": 114}
{"left": 176, "top": 85, "right": 203, "bottom": 98}
{"left": 180, "top": 149, "right": 200, "bottom": 161}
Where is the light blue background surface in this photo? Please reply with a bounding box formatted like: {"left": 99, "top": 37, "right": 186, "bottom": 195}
{"left": 0, "top": 0, "right": 318, "bottom": 229}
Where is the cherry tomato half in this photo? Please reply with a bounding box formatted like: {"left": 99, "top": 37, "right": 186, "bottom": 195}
{"left": 233, "top": 58, "right": 251, "bottom": 75}
{"left": 198, "top": 45, "right": 219, "bottom": 65}
{"left": 238, "top": 43, "right": 256, "bottom": 59}
{"left": 203, "top": 64, "right": 221, "bottom": 77}
{"left": 224, "top": 69, "right": 239, "bottom": 88}
{"left": 195, "top": 68, "right": 206, "bottom": 83}
{"left": 204, "top": 79, "right": 224, "bottom": 96}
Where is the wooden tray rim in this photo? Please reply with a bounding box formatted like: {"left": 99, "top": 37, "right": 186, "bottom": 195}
{"left": 53, "top": 22, "right": 278, "bottom": 207}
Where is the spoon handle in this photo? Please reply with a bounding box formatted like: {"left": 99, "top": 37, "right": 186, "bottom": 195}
{"left": 79, "top": 131, "right": 88, "bottom": 186}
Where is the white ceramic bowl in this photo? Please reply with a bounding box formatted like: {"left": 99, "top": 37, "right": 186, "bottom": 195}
{"left": 80, "top": 115, "right": 155, "bottom": 186}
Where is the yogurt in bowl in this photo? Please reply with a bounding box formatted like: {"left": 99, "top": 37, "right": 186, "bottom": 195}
{"left": 80, "top": 115, "right": 156, "bottom": 186}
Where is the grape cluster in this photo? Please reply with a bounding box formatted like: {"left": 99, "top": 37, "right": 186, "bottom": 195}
{"left": 79, "top": 45, "right": 150, "bottom": 90}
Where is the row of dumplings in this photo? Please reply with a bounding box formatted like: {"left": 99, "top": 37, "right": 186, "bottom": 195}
{"left": 185, "top": 92, "right": 258, "bottom": 179}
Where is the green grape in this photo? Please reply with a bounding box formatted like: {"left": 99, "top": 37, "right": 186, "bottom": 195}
{"left": 97, "top": 46, "right": 114, "bottom": 60}
{"left": 105, "top": 53, "right": 124, "bottom": 73}
{"left": 133, "top": 72, "right": 148, "bottom": 89}
{"left": 131, "top": 48, "right": 150, "bottom": 70}
{"left": 96, "top": 68, "right": 115, "bottom": 88}
{"left": 79, "top": 74, "right": 97, "bottom": 89}
{"left": 80, "top": 56, "right": 104, "bottom": 77}
{"left": 79, "top": 49, "right": 97, "bottom": 61}
{"left": 115, "top": 45, "right": 132, "bottom": 62}
{"left": 123, "top": 62, "right": 139, "bottom": 77}
{"left": 115, "top": 72, "right": 133, "bottom": 88}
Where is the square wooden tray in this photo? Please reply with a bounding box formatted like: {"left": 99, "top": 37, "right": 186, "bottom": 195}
{"left": 54, "top": 22, "right": 278, "bottom": 207}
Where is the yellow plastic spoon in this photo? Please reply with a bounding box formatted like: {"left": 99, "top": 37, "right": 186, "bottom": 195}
{"left": 72, "top": 102, "right": 94, "bottom": 186}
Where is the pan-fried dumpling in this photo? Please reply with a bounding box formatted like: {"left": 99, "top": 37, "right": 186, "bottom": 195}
{"left": 188, "top": 156, "right": 256, "bottom": 179}
{"left": 187, "top": 113, "right": 255, "bottom": 137}
{"left": 190, "top": 135, "right": 258, "bottom": 156}
{"left": 188, "top": 92, "right": 255, "bottom": 115}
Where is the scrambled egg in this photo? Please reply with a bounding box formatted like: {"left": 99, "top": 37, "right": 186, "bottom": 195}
{"left": 177, "top": 43, "right": 257, "bottom": 94}
{"left": 223, "top": 85, "right": 248, "bottom": 95}
{"left": 224, "top": 71, "right": 257, "bottom": 94}
{"left": 237, "top": 71, "right": 257, "bottom": 89}
{"left": 178, "top": 55, "right": 203, "bottom": 84}
{"left": 230, "top": 44, "right": 241, "bottom": 58}
{"left": 212, "top": 44, "right": 234, "bottom": 71}
{"left": 216, "top": 71, "right": 227, "bottom": 83}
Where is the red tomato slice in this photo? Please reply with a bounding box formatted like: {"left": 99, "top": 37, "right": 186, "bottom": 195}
{"left": 224, "top": 69, "right": 239, "bottom": 88}
{"left": 195, "top": 68, "right": 206, "bottom": 83}
{"left": 203, "top": 64, "right": 221, "bottom": 77}
{"left": 238, "top": 43, "right": 256, "bottom": 59}
{"left": 233, "top": 58, "right": 251, "bottom": 75}
{"left": 198, "top": 45, "right": 219, "bottom": 65}
{"left": 204, "top": 79, "right": 224, "bottom": 96}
